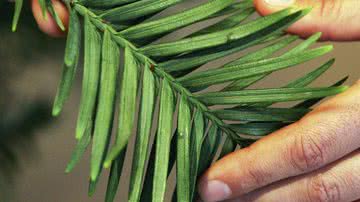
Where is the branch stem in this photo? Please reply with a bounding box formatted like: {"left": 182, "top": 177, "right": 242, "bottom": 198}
{"left": 73, "top": 3, "right": 252, "bottom": 143}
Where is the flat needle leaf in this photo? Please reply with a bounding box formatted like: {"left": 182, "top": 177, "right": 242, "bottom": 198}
{"left": 152, "top": 80, "right": 175, "bottom": 202}
{"left": 198, "top": 86, "right": 348, "bottom": 105}
{"left": 52, "top": 10, "right": 81, "bottom": 116}
{"left": 12, "top": 0, "right": 23, "bottom": 32}
{"left": 177, "top": 94, "right": 192, "bottom": 202}
{"left": 65, "top": 122, "right": 92, "bottom": 173}
{"left": 128, "top": 63, "right": 156, "bottom": 202}
{"left": 189, "top": 110, "right": 205, "bottom": 201}
{"left": 76, "top": 16, "right": 102, "bottom": 140}
{"left": 105, "top": 148, "right": 127, "bottom": 202}
{"left": 46, "top": 0, "right": 65, "bottom": 31}
{"left": 104, "top": 47, "right": 139, "bottom": 167}
{"left": 90, "top": 29, "right": 120, "bottom": 181}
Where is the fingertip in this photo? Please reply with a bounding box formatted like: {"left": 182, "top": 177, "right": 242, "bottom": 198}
{"left": 198, "top": 178, "right": 232, "bottom": 202}
{"left": 253, "top": 0, "right": 274, "bottom": 16}
{"left": 254, "top": 0, "right": 360, "bottom": 41}
{"left": 253, "top": 0, "right": 296, "bottom": 16}
{"left": 253, "top": 0, "right": 314, "bottom": 38}
{"left": 197, "top": 152, "right": 247, "bottom": 202}
{"left": 32, "top": 0, "right": 69, "bottom": 37}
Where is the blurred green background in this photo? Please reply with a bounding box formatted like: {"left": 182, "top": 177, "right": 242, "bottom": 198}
{"left": 1, "top": 1, "right": 360, "bottom": 202}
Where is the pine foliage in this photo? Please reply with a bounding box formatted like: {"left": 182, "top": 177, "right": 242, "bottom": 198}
{"left": 11, "top": 0, "right": 349, "bottom": 201}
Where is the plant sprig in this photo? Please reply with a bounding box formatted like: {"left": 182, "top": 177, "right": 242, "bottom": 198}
{"left": 10, "top": 0, "right": 349, "bottom": 201}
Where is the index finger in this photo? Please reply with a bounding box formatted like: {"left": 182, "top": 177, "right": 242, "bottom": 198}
{"left": 198, "top": 81, "right": 360, "bottom": 202}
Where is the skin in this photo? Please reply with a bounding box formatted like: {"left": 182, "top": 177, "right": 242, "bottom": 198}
{"left": 31, "top": 0, "right": 360, "bottom": 201}
{"left": 31, "top": 0, "right": 68, "bottom": 37}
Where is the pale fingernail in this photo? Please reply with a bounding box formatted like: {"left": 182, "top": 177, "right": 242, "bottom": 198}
{"left": 264, "top": 0, "right": 295, "bottom": 6}
{"left": 199, "top": 180, "right": 232, "bottom": 202}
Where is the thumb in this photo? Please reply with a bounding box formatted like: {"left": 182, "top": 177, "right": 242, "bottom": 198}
{"left": 254, "top": 0, "right": 360, "bottom": 41}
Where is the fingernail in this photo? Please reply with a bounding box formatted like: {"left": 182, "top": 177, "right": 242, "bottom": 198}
{"left": 264, "top": 0, "right": 295, "bottom": 6}
{"left": 199, "top": 180, "right": 232, "bottom": 202}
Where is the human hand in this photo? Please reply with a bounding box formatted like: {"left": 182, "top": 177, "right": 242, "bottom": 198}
{"left": 254, "top": 0, "right": 360, "bottom": 41}
{"left": 197, "top": 1, "right": 360, "bottom": 202}
{"left": 31, "top": 0, "right": 360, "bottom": 41}
{"left": 198, "top": 85, "right": 360, "bottom": 202}
{"left": 199, "top": 82, "right": 360, "bottom": 202}
{"left": 198, "top": 82, "right": 360, "bottom": 202}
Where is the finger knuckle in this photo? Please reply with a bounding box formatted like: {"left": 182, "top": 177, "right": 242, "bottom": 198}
{"left": 242, "top": 155, "right": 274, "bottom": 189}
{"left": 307, "top": 175, "right": 341, "bottom": 202}
{"left": 288, "top": 132, "right": 326, "bottom": 172}
{"left": 246, "top": 167, "right": 270, "bottom": 188}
